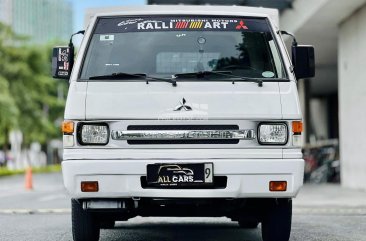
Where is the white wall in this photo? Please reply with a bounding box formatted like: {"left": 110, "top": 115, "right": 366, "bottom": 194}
{"left": 338, "top": 4, "right": 366, "bottom": 190}
{"left": 310, "top": 98, "right": 329, "bottom": 141}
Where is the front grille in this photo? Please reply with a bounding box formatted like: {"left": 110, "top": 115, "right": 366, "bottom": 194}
{"left": 127, "top": 125, "right": 239, "bottom": 145}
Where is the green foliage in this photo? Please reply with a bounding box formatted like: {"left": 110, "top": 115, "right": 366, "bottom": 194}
{"left": 0, "top": 164, "right": 61, "bottom": 177}
{"left": 0, "top": 22, "right": 66, "bottom": 145}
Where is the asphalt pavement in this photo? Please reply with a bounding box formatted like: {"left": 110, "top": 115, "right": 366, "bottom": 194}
{"left": 0, "top": 172, "right": 365, "bottom": 241}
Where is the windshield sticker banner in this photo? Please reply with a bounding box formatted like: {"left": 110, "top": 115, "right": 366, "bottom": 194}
{"left": 95, "top": 17, "right": 269, "bottom": 34}
{"left": 135, "top": 19, "right": 236, "bottom": 30}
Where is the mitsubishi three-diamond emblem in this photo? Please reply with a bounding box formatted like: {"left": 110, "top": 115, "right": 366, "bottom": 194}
{"left": 174, "top": 98, "right": 192, "bottom": 111}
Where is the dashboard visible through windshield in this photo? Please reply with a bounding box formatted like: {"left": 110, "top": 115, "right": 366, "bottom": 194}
{"left": 80, "top": 16, "right": 287, "bottom": 81}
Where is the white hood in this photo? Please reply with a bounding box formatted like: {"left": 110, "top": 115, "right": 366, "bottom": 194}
{"left": 82, "top": 81, "right": 285, "bottom": 120}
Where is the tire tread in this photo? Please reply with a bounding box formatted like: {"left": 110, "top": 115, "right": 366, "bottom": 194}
{"left": 71, "top": 199, "right": 100, "bottom": 241}
{"left": 261, "top": 199, "right": 292, "bottom": 241}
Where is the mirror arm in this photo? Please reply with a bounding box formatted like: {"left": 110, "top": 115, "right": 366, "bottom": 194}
{"left": 68, "top": 30, "right": 85, "bottom": 48}
{"left": 67, "top": 30, "right": 85, "bottom": 78}
{"left": 279, "top": 30, "right": 298, "bottom": 47}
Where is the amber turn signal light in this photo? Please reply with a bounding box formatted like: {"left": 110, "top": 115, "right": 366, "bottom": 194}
{"left": 62, "top": 121, "right": 74, "bottom": 134}
{"left": 81, "top": 181, "right": 99, "bottom": 192}
{"left": 269, "top": 181, "right": 287, "bottom": 192}
{"left": 292, "top": 121, "right": 303, "bottom": 134}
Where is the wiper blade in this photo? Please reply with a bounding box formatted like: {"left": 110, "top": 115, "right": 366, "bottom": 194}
{"left": 228, "top": 77, "right": 263, "bottom": 87}
{"left": 173, "top": 71, "right": 232, "bottom": 79}
{"left": 147, "top": 77, "right": 177, "bottom": 87}
{"left": 89, "top": 72, "right": 177, "bottom": 87}
{"left": 173, "top": 71, "right": 263, "bottom": 87}
{"left": 89, "top": 72, "right": 147, "bottom": 80}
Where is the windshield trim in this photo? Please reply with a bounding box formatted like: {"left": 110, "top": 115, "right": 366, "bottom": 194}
{"left": 79, "top": 78, "right": 290, "bottom": 83}
{"left": 77, "top": 14, "right": 288, "bottom": 82}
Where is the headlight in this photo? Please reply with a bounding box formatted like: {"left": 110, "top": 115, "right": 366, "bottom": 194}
{"left": 258, "top": 123, "right": 288, "bottom": 145}
{"left": 78, "top": 123, "right": 109, "bottom": 145}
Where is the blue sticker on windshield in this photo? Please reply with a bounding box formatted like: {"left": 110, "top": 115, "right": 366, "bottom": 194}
{"left": 94, "top": 17, "right": 269, "bottom": 34}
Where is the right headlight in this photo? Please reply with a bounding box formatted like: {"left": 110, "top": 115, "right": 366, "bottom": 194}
{"left": 258, "top": 123, "right": 288, "bottom": 145}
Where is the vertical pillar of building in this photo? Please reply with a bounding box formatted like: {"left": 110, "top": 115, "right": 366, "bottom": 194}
{"left": 0, "top": 0, "right": 13, "bottom": 26}
{"left": 297, "top": 79, "right": 311, "bottom": 144}
{"left": 338, "top": 4, "right": 366, "bottom": 191}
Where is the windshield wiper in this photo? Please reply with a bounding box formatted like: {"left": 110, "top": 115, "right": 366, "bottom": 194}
{"left": 173, "top": 71, "right": 263, "bottom": 87}
{"left": 89, "top": 72, "right": 177, "bottom": 87}
{"left": 89, "top": 72, "right": 147, "bottom": 80}
{"left": 173, "top": 71, "right": 232, "bottom": 79}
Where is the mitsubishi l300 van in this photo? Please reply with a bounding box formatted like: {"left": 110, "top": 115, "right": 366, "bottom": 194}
{"left": 52, "top": 5, "right": 315, "bottom": 241}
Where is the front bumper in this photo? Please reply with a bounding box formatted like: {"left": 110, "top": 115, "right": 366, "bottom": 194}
{"left": 62, "top": 158, "right": 304, "bottom": 199}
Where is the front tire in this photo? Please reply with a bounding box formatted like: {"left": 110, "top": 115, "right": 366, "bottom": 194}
{"left": 238, "top": 220, "right": 259, "bottom": 229}
{"left": 71, "top": 199, "right": 100, "bottom": 241}
{"left": 100, "top": 220, "right": 115, "bottom": 229}
{"left": 261, "top": 199, "right": 292, "bottom": 241}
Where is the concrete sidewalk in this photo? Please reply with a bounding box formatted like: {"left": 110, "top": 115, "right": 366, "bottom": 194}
{"left": 294, "top": 184, "right": 366, "bottom": 207}
{"left": 293, "top": 184, "right": 366, "bottom": 215}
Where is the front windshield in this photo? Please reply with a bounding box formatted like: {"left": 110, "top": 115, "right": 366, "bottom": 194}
{"left": 80, "top": 16, "right": 287, "bottom": 80}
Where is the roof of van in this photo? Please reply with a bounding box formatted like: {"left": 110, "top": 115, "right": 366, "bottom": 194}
{"left": 84, "top": 5, "right": 279, "bottom": 29}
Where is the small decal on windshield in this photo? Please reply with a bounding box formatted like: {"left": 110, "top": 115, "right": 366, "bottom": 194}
{"left": 262, "top": 71, "right": 275, "bottom": 78}
{"left": 100, "top": 35, "right": 114, "bottom": 41}
{"left": 235, "top": 20, "right": 248, "bottom": 30}
{"left": 117, "top": 18, "right": 144, "bottom": 26}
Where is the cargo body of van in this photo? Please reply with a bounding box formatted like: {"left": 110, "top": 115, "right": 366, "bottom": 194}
{"left": 53, "top": 5, "right": 315, "bottom": 241}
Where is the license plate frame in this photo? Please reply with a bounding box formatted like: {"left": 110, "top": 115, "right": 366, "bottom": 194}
{"left": 146, "top": 163, "right": 214, "bottom": 187}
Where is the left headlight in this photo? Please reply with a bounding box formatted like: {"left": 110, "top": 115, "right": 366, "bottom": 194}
{"left": 258, "top": 123, "right": 288, "bottom": 145}
{"left": 78, "top": 123, "right": 109, "bottom": 145}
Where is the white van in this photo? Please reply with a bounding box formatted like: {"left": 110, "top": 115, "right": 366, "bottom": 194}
{"left": 53, "top": 5, "right": 314, "bottom": 241}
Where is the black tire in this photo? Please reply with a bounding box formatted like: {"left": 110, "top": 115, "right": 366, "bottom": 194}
{"left": 238, "top": 220, "right": 259, "bottom": 229}
{"left": 261, "top": 199, "right": 292, "bottom": 241}
{"left": 71, "top": 199, "right": 100, "bottom": 241}
{"left": 100, "top": 220, "right": 115, "bottom": 229}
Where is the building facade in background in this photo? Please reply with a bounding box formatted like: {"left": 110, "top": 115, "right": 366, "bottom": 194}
{"left": 0, "top": 0, "right": 72, "bottom": 44}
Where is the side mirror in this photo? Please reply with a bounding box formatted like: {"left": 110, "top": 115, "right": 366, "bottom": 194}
{"left": 52, "top": 46, "right": 74, "bottom": 79}
{"left": 292, "top": 45, "right": 315, "bottom": 79}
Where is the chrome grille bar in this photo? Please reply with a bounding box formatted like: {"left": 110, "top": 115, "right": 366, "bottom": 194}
{"left": 111, "top": 129, "right": 255, "bottom": 140}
